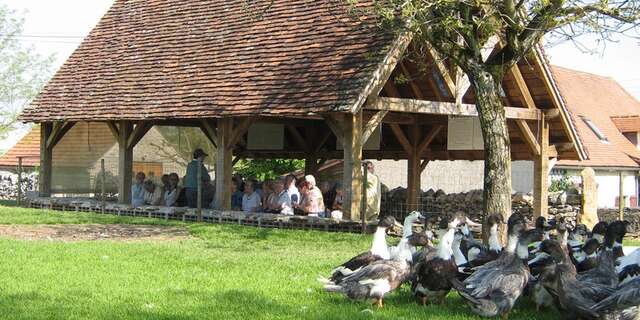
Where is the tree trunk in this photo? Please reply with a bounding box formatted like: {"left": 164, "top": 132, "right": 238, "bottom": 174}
{"left": 468, "top": 68, "right": 512, "bottom": 242}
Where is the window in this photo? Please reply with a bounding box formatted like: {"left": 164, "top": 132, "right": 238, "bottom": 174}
{"left": 581, "top": 116, "right": 609, "bottom": 143}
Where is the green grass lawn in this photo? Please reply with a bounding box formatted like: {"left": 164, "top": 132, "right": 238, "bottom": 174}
{"left": 0, "top": 205, "right": 563, "bottom": 320}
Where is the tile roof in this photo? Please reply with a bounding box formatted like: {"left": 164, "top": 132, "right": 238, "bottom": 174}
{"left": 19, "top": 0, "right": 395, "bottom": 122}
{"left": 553, "top": 66, "right": 640, "bottom": 169}
{"left": 0, "top": 126, "right": 40, "bottom": 169}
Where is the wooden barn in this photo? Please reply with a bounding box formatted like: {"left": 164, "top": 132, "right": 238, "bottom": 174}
{"left": 18, "top": 0, "right": 585, "bottom": 220}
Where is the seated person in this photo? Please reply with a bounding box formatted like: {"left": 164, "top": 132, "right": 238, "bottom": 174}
{"left": 230, "top": 181, "right": 243, "bottom": 210}
{"left": 160, "top": 174, "right": 170, "bottom": 193}
{"left": 241, "top": 181, "right": 261, "bottom": 213}
{"left": 302, "top": 175, "right": 325, "bottom": 217}
{"left": 131, "top": 172, "right": 146, "bottom": 207}
{"left": 330, "top": 183, "right": 345, "bottom": 220}
{"left": 319, "top": 181, "right": 334, "bottom": 213}
{"left": 268, "top": 179, "right": 292, "bottom": 215}
{"left": 163, "top": 173, "right": 180, "bottom": 207}
{"left": 143, "top": 179, "right": 163, "bottom": 206}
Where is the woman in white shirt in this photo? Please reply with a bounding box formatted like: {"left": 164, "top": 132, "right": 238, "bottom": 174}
{"left": 163, "top": 173, "right": 180, "bottom": 207}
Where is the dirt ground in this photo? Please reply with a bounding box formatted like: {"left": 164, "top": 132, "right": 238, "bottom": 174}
{"left": 0, "top": 224, "right": 190, "bottom": 242}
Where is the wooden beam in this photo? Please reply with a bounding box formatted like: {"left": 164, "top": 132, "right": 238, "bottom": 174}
{"left": 342, "top": 111, "right": 364, "bottom": 220}
{"left": 544, "top": 109, "right": 561, "bottom": 119}
{"left": 127, "top": 121, "right": 152, "bottom": 149}
{"left": 399, "top": 62, "right": 425, "bottom": 99}
{"left": 516, "top": 120, "right": 541, "bottom": 156}
{"left": 390, "top": 124, "right": 412, "bottom": 154}
{"left": 533, "top": 116, "right": 549, "bottom": 218}
{"left": 46, "top": 121, "right": 75, "bottom": 149}
{"left": 420, "top": 159, "right": 429, "bottom": 171}
{"left": 351, "top": 31, "right": 413, "bottom": 113}
{"left": 106, "top": 121, "right": 119, "bottom": 139}
{"left": 286, "top": 125, "right": 308, "bottom": 151}
{"left": 425, "top": 44, "right": 455, "bottom": 97}
{"left": 619, "top": 171, "right": 625, "bottom": 220}
{"left": 199, "top": 119, "right": 218, "bottom": 147}
{"left": 228, "top": 118, "right": 255, "bottom": 148}
{"left": 39, "top": 122, "right": 53, "bottom": 197}
{"left": 117, "top": 121, "right": 133, "bottom": 204}
{"left": 361, "top": 110, "right": 388, "bottom": 145}
{"left": 314, "top": 130, "right": 331, "bottom": 153}
{"left": 324, "top": 114, "right": 345, "bottom": 145}
{"left": 510, "top": 64, "right": 537, "bottom": 110}
{"left": 416, "top": 125, "right": 443, "bottom": 156}
{"left": 368, "top": 97, "right": 541, "bottom": 120}
{"left": 215, "top": 118, "right": 233, "bottom": 210}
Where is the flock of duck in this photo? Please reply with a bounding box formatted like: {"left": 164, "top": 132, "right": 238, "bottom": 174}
{"left": 318, "top": 211, "right": 639, "bottom": 319}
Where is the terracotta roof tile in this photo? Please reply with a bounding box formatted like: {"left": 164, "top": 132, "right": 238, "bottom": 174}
{"left": 19, "top": 0, "right": 396, "bottom": 122}
{"left": 0, "top": 127, "right": 40, "bottom": 169}
{"left": 553, "top": 66, "right": 640, "bottom": 169}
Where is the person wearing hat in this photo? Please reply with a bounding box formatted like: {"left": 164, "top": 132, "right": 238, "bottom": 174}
{"left": 184, "top": 148, "right": 211, "bottom": 208}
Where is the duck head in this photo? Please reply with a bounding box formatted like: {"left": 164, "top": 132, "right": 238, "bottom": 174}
{"left": 571, "top": 224, "right": 589, "bottom": 242}
{"left": 539, "top": 239, "right": 570, "bottom": 264}
{"left": 401, "top": 211, "right": 424, "bottom": 238}
{"left": 517, "top": 228, "right": 544, "bottom": 259}
{"left": 604, "top": 220, "right": 631, "bottom": 255}
{"left": 590, "top": 221, "right": 608, "bottom": 244}
{"left": 486, "top": 214, "right": 504, "bottom": 251}
{"left": 377, "top": 216, "right": 403, "bottom": 234}
{"left": 582, "top": 238, "right": 600, "bottom": 256}
{"left": 535, "top": 216, "right": 553, "bottom": 240}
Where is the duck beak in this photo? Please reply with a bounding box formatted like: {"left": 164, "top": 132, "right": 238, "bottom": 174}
{"left": 465, "top": 217, "right": 482, "bottom": 228}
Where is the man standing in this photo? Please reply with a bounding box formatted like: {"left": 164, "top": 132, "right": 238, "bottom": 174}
{"left": 184, "top": 148, "right": 211, "bottom": 208}
{"left": 364, "top": 161, "right": 381, "bottom": 220}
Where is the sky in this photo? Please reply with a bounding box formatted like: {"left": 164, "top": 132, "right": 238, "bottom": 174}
{"left": 1, "top": 0, "right": 639, "bottom": 151}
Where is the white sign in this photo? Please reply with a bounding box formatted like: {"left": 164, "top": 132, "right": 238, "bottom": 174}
{"left": 447, "top": 116, "right": 484, "bottom": 150}
{"left": 247, "top": 123, "right": 284, "bottom": 150}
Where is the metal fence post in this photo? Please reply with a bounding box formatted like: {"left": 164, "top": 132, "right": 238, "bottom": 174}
{"left": 361, "top": 163, "right": 368, "bottom": 234}
{"left": 101, "top": 159, "right": 106, "bottom": 214}
{"left": 17, "top": 157, "right": 23, "bottom": 206}
{"left": 197, "top": 160, "right": 203, "bottom": 222}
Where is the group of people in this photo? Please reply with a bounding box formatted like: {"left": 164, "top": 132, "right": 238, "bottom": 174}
{"left": 131, "top": 148, "right": 382, "bottom": 220}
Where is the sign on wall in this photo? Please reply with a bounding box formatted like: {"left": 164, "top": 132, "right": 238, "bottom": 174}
{"left": 447, "top": 116, "right": 484, "bottom": 150}
{"left": 247, "top": 123, "right": 284, "bottom": 150}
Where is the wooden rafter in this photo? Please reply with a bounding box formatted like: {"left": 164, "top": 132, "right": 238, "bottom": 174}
{"left": 368, "top": 97, "right": 541, "bottom": 120}
{"left": 199, "top": 119, "right": 218, "bottom": 147}
{"left": 106, "top": 121, "right": 119, "bottom": 139}
{"left": 399, "top": 62, "right": 425, "bottom": 99}
{"left": 314, "top": 130, "right": 332, "bottom": 152}
{"left": 323, "top": 114, "right": 345, "bottom": 145}
{"left": 416, "top": 125, "right": 444, "bottom": 156}
{"left": 425, "top": 44, "right": 455, "bottom": 97}
{"left": 516, "top": 120, "right": 541, "bottom": 156}
{"left": 46, "top": 121, "right": 75, "bottom": 149}
{"left": 362, "top": 110, "right": 388, "bottom": 145}
{"left": 228, "top": 118, "right": 255, "bottom": 148}
{"left": 127, "top": 121, "right": 153, "bottom": 149}
{"left": 286, "top": 125, "right": 308, "bottom": 151}
{"left": 351, "top": 31, "right": 413, "bottom": 113}
{"left": 420, "top": 159, "right": 429, "bottom": 171}
{"left": 390, "top": 124, "right": 412, "bottom": 154}
{"left": 510, "top": 64, "right": 537, "bottom": 110}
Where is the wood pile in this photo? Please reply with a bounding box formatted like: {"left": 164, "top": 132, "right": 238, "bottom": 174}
{"left": 0, "top": 172, "right": 38, "bottom": 200}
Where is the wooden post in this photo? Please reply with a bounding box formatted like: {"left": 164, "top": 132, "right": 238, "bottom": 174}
{"left": 407, "top": 125, "right": 421, "bottom": 211}
{"left": 214, "top": 118, "right": 233, "bottom": 210}
{"left": 39, "top": 122, "right": 53, "bottom": 197}
{"left": 197, "top": 160, "right": 203, "bottom": 221}
{"left": 17, "top": 157, "right": 23, "bottom": 206}
{"left": 361, "top": 162, "right": 368, "bottom": 233}
{"left": 533, "top": 117, "right": 549, "bottom": 218}
{"left": 101, "top": 159, "right": 106, "bottom": 213}
{"left": 619, "top": 171, "right": 625, "bottom": 220}
{"left": 117, "top": 121, "right": 133, "bottom": 204}
{"left": 305, "top": 156, "right": 318, "bottom": 176}
{"left": 342, "top": 111, "right": 363, "bottom": 221}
